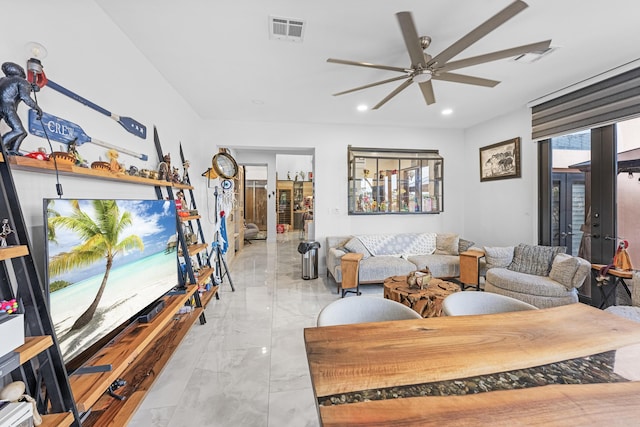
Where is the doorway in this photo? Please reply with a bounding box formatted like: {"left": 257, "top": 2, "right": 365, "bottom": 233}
{"left": 244, "top": 165, "right": 268, "bottom": 239}
{"left": 276, "top": 154, "right": 314, "bottom": 238}
{"left": 541, "top": 120, "right": 640, "bottom": 305}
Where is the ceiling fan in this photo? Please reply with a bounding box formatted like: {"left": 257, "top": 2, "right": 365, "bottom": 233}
{"left": 327, "top": 0, "right": 551, "bottom": 109}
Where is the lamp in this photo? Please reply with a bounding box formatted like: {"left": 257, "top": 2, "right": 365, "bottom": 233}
{"left": 25, "top": 42, "right": 48, "bottom": 88}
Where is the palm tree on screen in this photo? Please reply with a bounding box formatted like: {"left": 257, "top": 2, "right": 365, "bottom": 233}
{"left": 48, "top": 200, "right": 144, "bottom": 330}
{"left": 46, "top": 201, "right": 60, "bottom": 243}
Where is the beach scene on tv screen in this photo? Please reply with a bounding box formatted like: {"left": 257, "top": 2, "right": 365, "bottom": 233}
{"left": 46, "top": 199, "right": 178, "bottom": 362}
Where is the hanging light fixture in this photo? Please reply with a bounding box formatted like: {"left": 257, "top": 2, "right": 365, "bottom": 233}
{"left": 25, "top": 41, "right": 48, "bottom": 88}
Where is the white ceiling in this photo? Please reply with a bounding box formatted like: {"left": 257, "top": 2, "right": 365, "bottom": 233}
{"left": 95, "top": 0, "right": 640, "bottom": 130}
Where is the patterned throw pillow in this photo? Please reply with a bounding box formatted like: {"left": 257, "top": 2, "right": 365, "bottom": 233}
{"left": 549, "top": 253, "right": 580, "bottom": 290}
{"left": 484, "top": 246, "right": 514, "bottom": 269}
{"left": 343, "top": 237, "right": 371, "bottom": 259}
{"left": 458, "top": 238, "right": 475, "bottom": 253}
{"left": 435, "top": 233, "right": 460, "bottom": 255}
{"left": 401, "top": 233, "right": 437, "bottom": 256}
{"left": 508, "top": 244, "right": 566, "bottom": 276}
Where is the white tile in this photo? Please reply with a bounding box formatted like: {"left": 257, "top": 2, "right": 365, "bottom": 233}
{"left": 130, "top": 238, "right": 329, "bottom": 427}
{"left": 268, "top": 388, "right": 319, "bottom": 427}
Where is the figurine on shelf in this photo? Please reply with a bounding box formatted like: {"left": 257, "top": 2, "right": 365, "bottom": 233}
{"left": 0, "top": 218, "right": 14, "bottom": 246}
{"left": 107, "top": 149, "right": 124, "bottom": 173}
{"left": 0, "top": 62, "right": 43, "bottom": 155}
{"left": 175, "top": 190, "right": 186, "bottom": 212}
{"left": 171, "top": 166, "right": 181, "bottom": 183}
{"left": 287, "top": 171, "right": 291, "bottom": 180}
{"left": 157, "top": 161, "right": 169, "bottom": 181}
{"left": 182, "top": 159, "right": 190, "bottom": 184}
{"left": 24, "top": 147, "right": 49, "bottom": 161}
{"left": 67, "top": 138, "right": 88, "bottom": 167}
{"left": 163, "top": 153, "right": 171, "bottom": 171}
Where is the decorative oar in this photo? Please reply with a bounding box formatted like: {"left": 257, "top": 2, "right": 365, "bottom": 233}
{"left": 44, "top": 79, "right": 147, "bottom": 139}
{"left": 28, "top": 110, "right": 148, "bottom": 161}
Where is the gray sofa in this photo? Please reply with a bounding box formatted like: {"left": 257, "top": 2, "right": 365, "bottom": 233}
{"left": 326, "top": 233, "right": 476, "bottom": 285}
{"left": 483, "top": 243, "right": 591, "bottom": 308}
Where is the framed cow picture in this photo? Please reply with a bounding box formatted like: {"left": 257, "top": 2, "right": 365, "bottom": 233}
{"left": 479, "top": 137, "right": 521, "bottom": 182}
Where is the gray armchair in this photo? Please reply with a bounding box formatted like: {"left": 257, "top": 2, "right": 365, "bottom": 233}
{"left": 605, "top": 271, "right": 640, "bottom": 322}
{"left": 244, "top": 222, "right": 259, "bottom": 243}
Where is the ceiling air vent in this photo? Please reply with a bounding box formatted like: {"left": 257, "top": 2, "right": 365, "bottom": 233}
{"left": 512, "top": 47, "right": 557, "bottom": 64}
{"left": 269, "top": 16, "right": 305, "bottom": 42}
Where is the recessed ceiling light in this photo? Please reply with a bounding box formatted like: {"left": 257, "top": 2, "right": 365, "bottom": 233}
{"left": 357, "top": 104, "right": 368, "bottom": 112}
{"left": 441, "top": 108, "right": 453, "bottom": 116}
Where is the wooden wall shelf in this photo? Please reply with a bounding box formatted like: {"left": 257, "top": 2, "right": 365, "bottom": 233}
{"left": 199, "top": 286, "right": 219, "bottom": 309}
{"left": 0, "top": 245, "right": 29, "bottom": 261}
{"left": 178, "top": 243, "right": 208, "bottom": 258}
{"left": 16, "top": 335, "right": 54, "bottom": 364}
{"left": 1, "top": 154, "right": 193, "bottom": 189}
{"left": 1, "top": 143, "right": 214, "bottom": 425}
{"left": 41, "top": 412, "right": 74, "bottom": 427}
{"left": 191, "top": 267, "right": 215, "bottom": 287}
{"left": 70, "top": 285, "right": 198, "bottom": 413}
{"left": 81, "top": 304, "right": 204, "bottom": 426}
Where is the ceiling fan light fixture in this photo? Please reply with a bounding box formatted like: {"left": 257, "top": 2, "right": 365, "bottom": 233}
{"left": 412, "top": 70, "right": 432, "bottom": 83}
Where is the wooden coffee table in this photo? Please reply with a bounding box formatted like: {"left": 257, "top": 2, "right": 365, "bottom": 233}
{"left": 383, "top": 275, "right": 461, "bottom": 318}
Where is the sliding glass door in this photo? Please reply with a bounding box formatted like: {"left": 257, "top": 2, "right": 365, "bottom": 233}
{"left": 539, "top": 127, "right": 616, "bottom": 305}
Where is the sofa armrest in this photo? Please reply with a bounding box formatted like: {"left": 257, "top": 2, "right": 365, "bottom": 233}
{"left": 571, "top": 257, "right": 592, "bottom": 289}
{"left": 327, "top": 247, "right": 347, "bottom": 280}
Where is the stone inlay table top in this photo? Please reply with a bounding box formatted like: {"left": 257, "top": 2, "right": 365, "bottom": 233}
{"left": 304, "top": 303, "right": 640, "bottom": 426}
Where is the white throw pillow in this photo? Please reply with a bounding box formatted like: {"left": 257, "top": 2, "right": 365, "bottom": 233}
{"left": 484, "top": 246, "right": 514, "bottom": 269}
{"left": 435, "top": 233, "right": 460, "bottom": 255}
{"left": 549, "top": 253, "right": 580, "bottom": 290}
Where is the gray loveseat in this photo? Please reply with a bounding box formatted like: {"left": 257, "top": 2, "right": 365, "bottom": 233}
{"left": 483, "top": 243, "right": 591, "bottom": 308}
{"left": 326, "top": 233, "right": 475, "bottom": 285}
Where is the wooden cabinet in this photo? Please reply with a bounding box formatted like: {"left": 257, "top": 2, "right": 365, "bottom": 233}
{"left": 291, "top": 181, "right": 313, "bottom": 230}
{"left": 277, "top": 180, "right": 294, "bottom": 229}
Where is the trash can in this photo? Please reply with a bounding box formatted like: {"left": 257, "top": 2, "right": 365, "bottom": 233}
{"left": 297, "top": 240, "right": 321, "bottom": 280}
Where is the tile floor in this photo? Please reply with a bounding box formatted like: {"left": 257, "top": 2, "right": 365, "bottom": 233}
{"left": 128, "top": 232, "right": 383, "bottom": 426}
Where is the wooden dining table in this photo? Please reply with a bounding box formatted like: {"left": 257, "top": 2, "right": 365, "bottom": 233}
{"left": 303, "top": 303, "right": 640, "bottom": 426}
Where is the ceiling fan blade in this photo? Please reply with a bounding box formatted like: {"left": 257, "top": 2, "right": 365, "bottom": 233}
{"left": 332, "top": 75, "right": 409, "bottom": 96}
{"left": 428, "top": 0, "right": 528, "bottom": 68}
{"left": 327, "top": 58, "right": 407, "bottom": 73}
{"left": 419, "top": 81, "right": 436, "bottom": 105}
{"left": 439, "top": 40, "right": 552, "bottom": 72}
{"left": 433, "top": 72, "right": 500, "bottom": 87}
{"left": 372, "top": 79, "right": 414, "bottom": 110}
{"left": 396, "top": 11, "right": 428, "bottom": 68}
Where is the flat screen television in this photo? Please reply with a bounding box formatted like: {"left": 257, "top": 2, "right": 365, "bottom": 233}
{"left": 44, "top": 198, "right": 178, "bottom": 364}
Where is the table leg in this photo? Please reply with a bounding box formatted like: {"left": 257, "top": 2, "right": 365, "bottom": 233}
{"left": 598, "top": 277, "right": 622, "bottom": 309}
